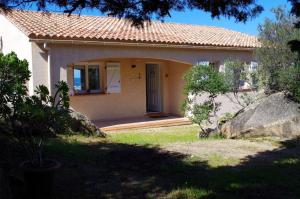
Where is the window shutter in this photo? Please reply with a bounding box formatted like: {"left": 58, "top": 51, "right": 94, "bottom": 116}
{"left": 106, "top": 63, "right": 121, "bottom": 93}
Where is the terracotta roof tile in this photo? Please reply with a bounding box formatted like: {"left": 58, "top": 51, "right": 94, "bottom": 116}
{"left": 2, "top": 9, "right": 260, "bottom": 48}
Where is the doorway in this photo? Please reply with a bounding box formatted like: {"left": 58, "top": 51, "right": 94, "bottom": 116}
{"left": 146, "top": 64, "right": 161, "bottom": 112}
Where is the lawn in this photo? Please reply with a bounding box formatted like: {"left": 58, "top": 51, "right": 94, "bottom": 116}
{"left": 108, "top": 125, "right": 214, "bottom": 145}
{"left": 1, "top": 125, "right": 300, "bottom": 199}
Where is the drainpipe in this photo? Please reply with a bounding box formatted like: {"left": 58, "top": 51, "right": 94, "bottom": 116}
{"left": 43, "top": 42, "right": 52, "bottom": 95}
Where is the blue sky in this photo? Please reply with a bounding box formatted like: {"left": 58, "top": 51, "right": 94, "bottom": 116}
{"left": 25, "top": 0, "right": 291, "bottom": 36}
{"left": 77, "top": 0, "right": 292, "bottom": 36}
{"left": 164, "top": 0, "right": 291, "bottom": 36}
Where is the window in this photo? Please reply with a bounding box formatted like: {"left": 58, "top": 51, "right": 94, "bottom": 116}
{"left": 88, "top": 65, "right": 100, "bottom": 92}
{"left": 197, "top": 61, "right": 210, "bottom": 66}
{"left": 71, "top": 62, "right": 121, "bottom": 95}
{"left": 249, "top": 62, "right": 258, "bottom": 72}
{"left": 73, "top": 64, "right": 101, "bottom": 94}
{"left": 73, "top": 65, "right": 86, "bottom": 92}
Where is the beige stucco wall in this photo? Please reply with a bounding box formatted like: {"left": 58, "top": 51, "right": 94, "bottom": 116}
{"left": 0, "top": 15, "right": 33, "bottom": 94}
{"left": 47, "top": 43, "right": 254, "bottom": 94}
{"left": 31, "top": 43, "right": 50, "bottom": 91}
{"left": 70, "top": 58, "right": 173, "bottom": 121}
{"left": 70, "top": 59, "right": 146, "bottom": 121}
{"left": 168, "top": 62, "right": 192, "bottom": 115}
{"left": 29, "top": 42, "right": 255, "bottom": 121}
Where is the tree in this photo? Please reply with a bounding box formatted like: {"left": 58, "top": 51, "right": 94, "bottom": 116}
{"left": 0, "top": 52, "right": 30, "bottom": 121}
{"left": 255, "top": 7, "right": 300, "bottom": 92}
{"left": 288, "top": 0, "right": 300, "bottom": 54}
{"left": 223, "top": 59, "right": 258, "bottom": 107}
{"left": 183, "top": 64, "right": 230, "bottom": 135}
{"left": 276, "top": 63, "right": 300, "bottom": 102}
{"left": 0, "top": 0, "right": 263, "bottom": 26}
{"left": 0, "top": 52, "right": 71, "bottom": 167}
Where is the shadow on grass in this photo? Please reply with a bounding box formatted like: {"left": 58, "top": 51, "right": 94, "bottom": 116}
{"left": 1, "top": 136, "right": 300, "bottom": 199}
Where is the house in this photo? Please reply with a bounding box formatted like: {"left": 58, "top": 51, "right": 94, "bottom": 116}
{"left": 0, "top": 9, "right": 260, "bottom": 121}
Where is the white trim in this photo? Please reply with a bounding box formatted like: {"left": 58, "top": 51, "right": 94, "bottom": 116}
{"left": 72, "top": 63, "right": 103, "bottom": 93}
{"left": 29, "top": 39, "right": 257, "bottom": 51}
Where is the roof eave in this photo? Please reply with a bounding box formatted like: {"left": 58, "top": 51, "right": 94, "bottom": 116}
{"left": 29, "top": 38, "right": 257, "bottom": 51}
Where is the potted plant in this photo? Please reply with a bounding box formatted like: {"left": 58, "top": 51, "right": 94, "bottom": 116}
{"left": 18, "top": 83, "right": 70, "bottom": 199}
{"left": 11, "top": 82, "right": 70, "bottom": 199}
{"left": 0, "top": 52, "right": 71, "bottom": 199}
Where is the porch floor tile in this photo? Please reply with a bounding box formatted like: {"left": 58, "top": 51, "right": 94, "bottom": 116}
{"left": 94, "top": 116, "right": 191, "bottom": 133}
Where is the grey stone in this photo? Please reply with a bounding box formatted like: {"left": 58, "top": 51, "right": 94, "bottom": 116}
{"left": 69, "top": 108, "right": 106, "bottom": 137}
{"left": 221, "top": 92, "right": 300, "bottom": 138}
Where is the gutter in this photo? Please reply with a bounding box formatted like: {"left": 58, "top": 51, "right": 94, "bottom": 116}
{"left": 29, "top": 38, "right": 256, "bottom": 51}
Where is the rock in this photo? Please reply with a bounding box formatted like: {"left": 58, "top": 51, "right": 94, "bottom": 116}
{"left": 69, "top": 108, "right": 106, "bottom": 137}
{"left": 221, "top": 92, "right": 300, "bottom": 138}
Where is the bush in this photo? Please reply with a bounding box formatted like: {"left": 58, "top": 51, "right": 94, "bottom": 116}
{"left": 184, "top": 65, "right": 230, "bottom": 133}
{"left": 0, "top": 52, "right": 30, "bottom": 121}
{"left": 223, "top": 59, "right": 258, "bottom": 107}
{"left": 0, "top": 52, "right": 72, "bottom": 167}
{"left": 278, "top": 66, "right": 300, "bottom": 102}
{"left": 218, "top": 112, "right": 234, "bottom": 126}
{"left": 255, "top": 7, "right": 300, "bottom": 92}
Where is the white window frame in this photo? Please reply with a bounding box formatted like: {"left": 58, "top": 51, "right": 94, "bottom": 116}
{"left": 197, "top": 61, "right": 210, "bottom": 66}
{"left": 72, "top": 62, "right": 103, "bottom": 94}
{"left": 73, "top": 65, "right": 87, "bottom": 94}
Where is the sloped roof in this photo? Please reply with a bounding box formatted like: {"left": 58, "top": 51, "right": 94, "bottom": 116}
{"left": 2, "top": 9, "right": 260, "bottom": 48}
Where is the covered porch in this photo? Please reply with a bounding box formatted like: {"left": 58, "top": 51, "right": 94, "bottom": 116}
{"left": 67, "top": 57, "right": 192, "bottom": 121}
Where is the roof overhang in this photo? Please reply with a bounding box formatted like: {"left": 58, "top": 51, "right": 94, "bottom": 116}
{"left": 29, "top": 38, "right": 256, "bottom": 51}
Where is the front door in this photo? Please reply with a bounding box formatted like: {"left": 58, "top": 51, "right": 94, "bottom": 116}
{"left": 146, "top": 64, "right": 161, "bottom": 112}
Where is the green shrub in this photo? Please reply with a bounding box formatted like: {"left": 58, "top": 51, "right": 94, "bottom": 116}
{"left": 184, "top": 65, "right": 230, "bottom": 133}
{"left": 278, "top": 66, "right": 300, "bottom": 102}
{"left": 255, "top": 7, "right": 300, "bottom": 100}
{"left": 0, "top": 52, "right": 72, "bottom": 167}
{"left": 218, "top": 112, "right": 234, "bottom": 126}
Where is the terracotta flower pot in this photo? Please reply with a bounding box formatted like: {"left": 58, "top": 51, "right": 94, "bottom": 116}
{"left": 20, "top": 159, "right": 61, "bottom": 199}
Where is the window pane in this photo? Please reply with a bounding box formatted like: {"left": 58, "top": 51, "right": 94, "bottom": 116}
{"left": 73, "top": 65, "right": 86, "bottom": 91}
{"left": 197, "top": 61, "right": 210, "bottom": 67}
{"left": 88, "top": 65, "right": 100, "bottom": 91}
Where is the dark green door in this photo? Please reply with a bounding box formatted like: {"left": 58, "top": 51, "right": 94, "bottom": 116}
{"left": 146, "top": 64, "right": 161, "bottom": 112}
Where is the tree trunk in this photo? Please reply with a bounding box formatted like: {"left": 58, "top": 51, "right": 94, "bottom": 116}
{"left": 212, "top": 98, "right": 219, "bottom": 132}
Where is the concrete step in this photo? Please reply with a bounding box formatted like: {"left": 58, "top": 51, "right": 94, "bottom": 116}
{"left": 99, "top": 118, "right": 192, "bottom": 132}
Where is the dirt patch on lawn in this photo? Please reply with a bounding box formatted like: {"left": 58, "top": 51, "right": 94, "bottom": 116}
{"left": 162, "top": 139, "right": 284, "bottom": 166}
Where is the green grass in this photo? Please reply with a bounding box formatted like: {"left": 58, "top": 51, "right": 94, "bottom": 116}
{"left": 207, "top": 153, "right": 241, "bottom": 167}
{"left": 164, "top": 187, "right": 212, "bottom": 199}
{"left": 3, "top": 125, "right": 299, "bottom": 198}
{"left": 59, "top": 130, "right": 300, "bottom": 198}
{"left": 108, "top": 124, "right": 222, "bottom": 146}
